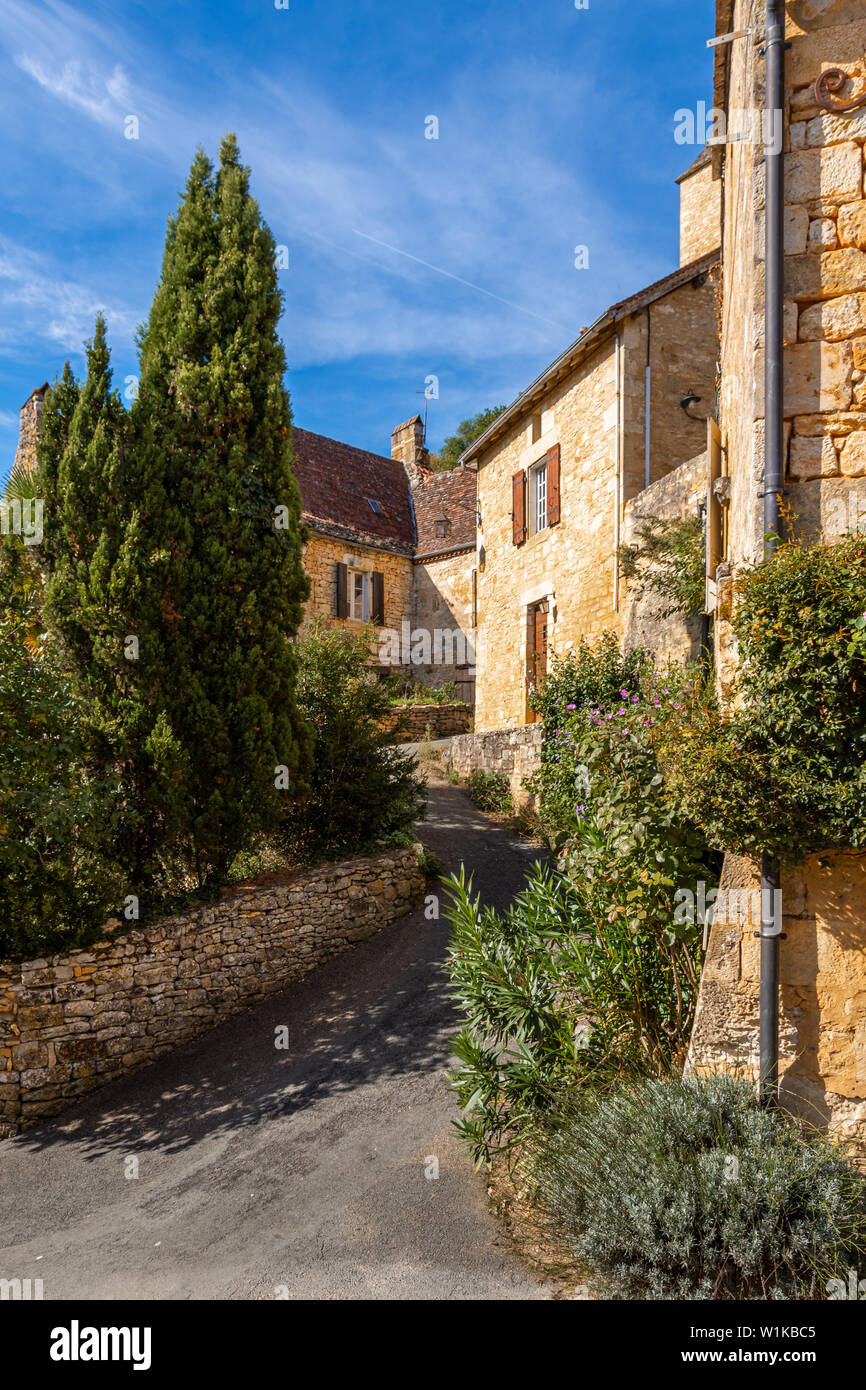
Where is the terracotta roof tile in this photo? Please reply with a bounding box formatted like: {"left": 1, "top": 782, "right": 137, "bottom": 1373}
{"left": 291, "top": 427, "right": 415, "bottom": 549}
{"left": 412, "top": 467, "right": 477, "bottom": 557}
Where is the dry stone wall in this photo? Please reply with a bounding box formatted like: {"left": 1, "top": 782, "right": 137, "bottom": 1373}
{"left": 0, "top": 845, "right": 424, "bottom": 1137}
{"left": 380, "top": 703, "right": 472, "bottom": 742}
{"left": 443, "top": 725, "right": 542, "bottom": 807}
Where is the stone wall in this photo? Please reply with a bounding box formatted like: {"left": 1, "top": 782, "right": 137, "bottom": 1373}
{"left": 687, "top": 849, "right": 866, "bottom": 1145}
{"left": 0, "top": 845, "right": 424, "bottom": 1137}
{"left": 411, "top": 548, "right": 477, "bottom": 696}
{"left": 12, "top": 386, "right": 46, "bottom": 479}
{"left": 443, "top": 724, "right": 542, "bottom": 807}
{"left": 380, "top": 702, "right": 472, "bottom": 742}
{"left": 678, "top": 153, "right": 723, "bottom": 266}
{"left": 622, "top": 451, "right": 708, "bottom": 664}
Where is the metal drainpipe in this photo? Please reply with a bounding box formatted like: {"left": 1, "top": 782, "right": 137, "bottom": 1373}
{"left": 759, "top": 0, "right": 786, "bottom": 1106}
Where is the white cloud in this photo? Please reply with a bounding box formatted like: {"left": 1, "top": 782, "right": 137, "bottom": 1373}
{"left": 14, "top": 54, "right": 131, "bottom": 127}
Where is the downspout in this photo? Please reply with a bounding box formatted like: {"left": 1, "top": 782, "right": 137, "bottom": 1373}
{"left": 613, "top": 329, "right": 623, "bottom": 611}
{"left": 644, "top": 307, "right": 652, "bottom": 489}
{"left": 759, "top": 0, "right": 786, "bottom": 1105}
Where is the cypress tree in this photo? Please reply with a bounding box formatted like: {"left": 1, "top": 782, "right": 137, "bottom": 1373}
{"left": 127, "top": 134, "right": 310, "bottom": 879}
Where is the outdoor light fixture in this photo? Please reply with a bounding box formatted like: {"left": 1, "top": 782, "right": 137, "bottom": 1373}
{"left": 680, "top": 389, "right": 702, "bottom": 418}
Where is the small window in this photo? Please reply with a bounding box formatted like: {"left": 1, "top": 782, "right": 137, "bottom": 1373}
{"left": 348, "top": 569, "right": 367, "bottom": 621}
{"left": 530, "top": 460, "right": 548, "bottom": 533}
{"left": 367, "top": 498, "right": 384, "bottom": 516}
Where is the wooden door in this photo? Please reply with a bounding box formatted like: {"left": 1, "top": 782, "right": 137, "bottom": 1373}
{"left": 529, "top": 602, "right": 548, "bottom": 721}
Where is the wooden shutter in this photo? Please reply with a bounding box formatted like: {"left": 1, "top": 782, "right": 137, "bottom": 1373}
{"left": 512, "top": 470, "right": 527, "bottom": 545}
{"left": 335, "top": 562, "right": 349, "bottom": 618}
{"left": 370, "top": 571, "right": 385, "bottom": 625}
{"left": 546, "top": 444, "right": 561, "bottom": 526}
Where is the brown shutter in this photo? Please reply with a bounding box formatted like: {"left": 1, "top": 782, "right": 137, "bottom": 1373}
{"left": 370, "top": 571, "right": 385, "bottom": 625}
{"left": 512, "top": 470, "right": 527, "bottom": 545}
{"left": 546, "top": 444, "right": 561, "bottom": 525}
{"left": 335, "top": 562, "right": 349, "bottom": 618}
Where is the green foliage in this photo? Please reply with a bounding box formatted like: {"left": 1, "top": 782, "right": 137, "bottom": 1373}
{"left": 619, "top": 513, "right": 706, "bottom": 617}
{"left": 465, "top": 769, "right": 513, "bottom": 815}
{"left": 283, "top": 621, "right": 426, "bottom": 862}
{"left": 432, "top": 406, "right": 506, "bottom": 472}
{"left": 526, "top": 631, "right": 650, "bottom": 836}
{"left": 532, "top": 1075, "right": 866, "bottom": 1300}
{"left": 382, "top": 672, "right": 460, "bottom": 705}
{"left": 659, "top": 536, "right": 866, "bottom": 861}
{"left": 0, "top": 605, "right": 123, "bottom": 958}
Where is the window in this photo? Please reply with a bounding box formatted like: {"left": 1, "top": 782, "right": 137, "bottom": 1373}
{"left": 366, "top": 498, "right": 384, "bottom": 516}
{"left": 530, "top": 460, "right": 548, "bottom": 533}
{"left": 349, "top": 569, "right": 367, "bottom": 621}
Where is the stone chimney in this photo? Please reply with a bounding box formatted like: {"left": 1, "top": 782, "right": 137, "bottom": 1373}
{"left": 13, "top": 384, "right": 49, "bottom": 478}
{"left": 676, "top": 148, "right": 722, "bottom": 266}
{"left": 391, "top": 414, "right": 430, "bottom": 486}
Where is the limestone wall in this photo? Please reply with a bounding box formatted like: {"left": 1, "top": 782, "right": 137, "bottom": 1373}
{"left": 379, "top": 703, "right": 472, "bottom": 742}
{"left": 411, "top": 548, "right": 476, "bottom": 693}
{"left": 679, "top": 157, "right": 723, "bottom": 266}
{"left": 0, "top": 846, "right": 424, "bottom": 1137}
{"left": 687, "top": 849, "right": 866, "bottom": 1145}
{"left": 622, "top": 451, "right": 708, "bottom": 665}
{"left": 443, "top": 725, "right": 542, "bottom": 807}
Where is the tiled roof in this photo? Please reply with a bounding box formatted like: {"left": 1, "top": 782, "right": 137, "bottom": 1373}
{"left": 412, "top": 466, "right": 477, "bottom": 557}
{"left": 291, "top": 427, "right": 416, "bottom": 550}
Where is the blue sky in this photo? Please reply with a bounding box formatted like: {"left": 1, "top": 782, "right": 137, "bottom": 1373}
{"left": 0, "top": 0, "right": 714, "bottom": 478}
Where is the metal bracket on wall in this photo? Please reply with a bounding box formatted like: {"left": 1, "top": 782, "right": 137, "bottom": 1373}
{"left": 814, "top": 66, "right": 866, "bottom": 114}
{"left": 707, "top": 29, "right": 751, "bottom": 48}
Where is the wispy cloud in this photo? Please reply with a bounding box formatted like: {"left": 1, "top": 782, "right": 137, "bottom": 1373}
{"left": 14, "top": 53, "right": 131, "bottom": 127}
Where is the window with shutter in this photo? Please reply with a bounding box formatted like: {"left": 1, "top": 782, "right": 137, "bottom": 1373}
{"left": 512, "top": 470, "right": 527, "bottom": 546}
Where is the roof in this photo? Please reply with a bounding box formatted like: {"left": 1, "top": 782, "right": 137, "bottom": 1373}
{"left": 459, "top": 248, "right": 720, "bottom": 465}
{"left": 291, "top": 427, "right": 415, "bottom": 551}
{"left": 675, "top": 146, "right": 713, "bottom": 184}
{"left": 412, "top": 467, "right": 477, "bottom": 559}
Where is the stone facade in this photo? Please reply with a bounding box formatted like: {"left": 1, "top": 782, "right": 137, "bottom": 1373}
{"left": 11, "top": 386, "right": 47, "bottom": 479}
{"left": 379, "top": 702, "right": 473, "bottom": 741}
{"left": 622, "top": 450, "right": 709, "bottom": 665}
{"left": 471, "top": 253, "right": 719, "bottom": 732}
{"left": 677, "top": 149, "right": 723, "bottom": 266}
{"left": 688, "top": 850, "right": 866, "bottom": 1145}
{"left": 300, "top": 528, "right": 414, "bottom": 649}
{"left": 0, "top": 845, "right": 424, "bottom": 1137}
{"left": 443, "top": 724, "right": 543, "bottom": 807}
{"left": 693, "top": 0, "right": 866, "bottom": 1141}
{"left": 411, "top": 547, "right": 477, "bottom": 696}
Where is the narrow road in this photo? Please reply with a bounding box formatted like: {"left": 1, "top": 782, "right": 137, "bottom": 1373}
{"left": 0, "top": 781, "right": 550, "bottom": 1300}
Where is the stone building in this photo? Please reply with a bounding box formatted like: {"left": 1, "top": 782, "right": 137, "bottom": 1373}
{"left": 463, "top": 169, "right": 721, "bottom": 732}
{"left": 688, "top": 0, "right": 866, "bottom": 1143}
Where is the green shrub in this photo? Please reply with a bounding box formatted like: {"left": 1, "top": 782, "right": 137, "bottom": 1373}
{"left": 445, "top": 826, "right": 707, "bottom": 1166}
{"left": 465, "top": 769, "right": 512, "bottom": 814}
{"left": 283, "top": 620, "right": 426, "bottom": 862}
{"left": 619, "top": 514, "right": 706, "bottom": 618}
{"left": 658, "top": 535, "right": 866, "bottom": 861}
{"left": 382, "top": 673, "right": 461, "bottom": 706}
{"left": 0, "top": 606, "right": 123, "bottom": 958}
{"left": 532, "top": 1075, "right": 866, "bottom": 1300}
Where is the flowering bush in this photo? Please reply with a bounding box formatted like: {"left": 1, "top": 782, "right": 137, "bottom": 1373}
{"left": 658, "top": 536, "right": 866, "bottom": 862}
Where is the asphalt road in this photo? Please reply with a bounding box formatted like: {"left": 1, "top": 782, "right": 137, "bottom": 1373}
{"left": 0, "top": 780, "right": 551, "bottom": 1301}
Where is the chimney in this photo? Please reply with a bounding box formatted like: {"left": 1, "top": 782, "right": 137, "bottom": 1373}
{"left": 13, "top": 384, "right": 49, "bottom": 478}
{"left": 676, "top": 148, "right": 721, "bottom": 266}
{"left": 391, "top": 414, "right": 430, "bottom": 487}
